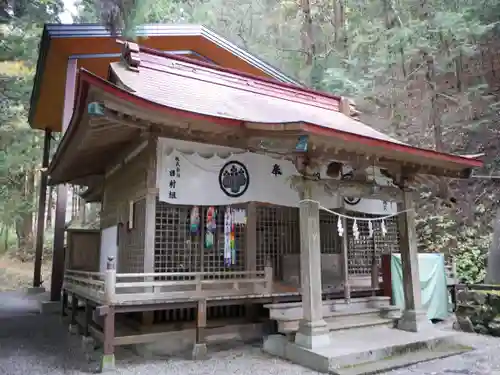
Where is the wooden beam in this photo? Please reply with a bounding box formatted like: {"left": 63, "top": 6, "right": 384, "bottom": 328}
{"left": 33, "top": 129, "right": 51, "bottom": 288}
{"left": 196, "top": 299, "right": 207, "bottom": 345}
{"left": 290, "top": 175, "right": 403, "bottom": 202}
{"left": 50, "top": 184, "right": 67, "bottom": 301}
{"left": 105, "top": 139, "right": 149, "bottom": 179}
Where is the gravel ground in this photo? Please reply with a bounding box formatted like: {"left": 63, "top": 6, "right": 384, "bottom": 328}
{"left": 1, "top": 300, "right": 500, "bottom": 375}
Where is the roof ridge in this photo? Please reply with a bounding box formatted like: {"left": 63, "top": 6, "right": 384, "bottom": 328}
{"left": 137, "top": 44, "right": 344, "bottom": 105}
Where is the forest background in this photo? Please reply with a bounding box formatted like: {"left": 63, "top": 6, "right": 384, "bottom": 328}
{"left": 1, "top": 0, "right": 500, "bottom": 289}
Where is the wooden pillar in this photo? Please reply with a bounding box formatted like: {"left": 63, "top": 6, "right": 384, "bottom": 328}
{"left": 245, "top": 202, "right": 257, "bottom": 272}
{"left": 69, "top": 294, "right": 79, "bottom": 334}
{"left": 341, "top": 216, "right": 351, "bottom": 303}
{"left": 142, "top": 192, "right": 156, "bottom": 326}
{"left": 371, "top": 239, "right": 379, "bottom": 296}
{"left": 50, "top": 184, "right": 67, "bottom": 301}
{"left": 245, "top": 202, "right": 258, "bottom": 319}
{"left": 83, "top": 301, "right": 92, "bottom": 337}
{"left": 294, "top": 197, "right": 330, "bottom": 349}
{"left": 192, "top": 299, "right": 208, "bottom": 360}
{"left": 100, "top": 307, "right": 116, "bottom": 372}
{"left": 142, "top": 143, "right": 157, "bottom": 325}
{"left": 396, "top": 188, "right": 431, "bottom": 332}
{"left": 33, "top": 129, "right": 51, "bottom": 289}
{"left": 61, "top": 290, "right": 68, "bottom": 316}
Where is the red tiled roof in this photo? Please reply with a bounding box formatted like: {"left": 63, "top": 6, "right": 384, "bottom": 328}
{"left": 66, "top": 44, "right": 482, "bottom": 173}
{"left": 110, "top": 50, "right": 402, "bottom": 145}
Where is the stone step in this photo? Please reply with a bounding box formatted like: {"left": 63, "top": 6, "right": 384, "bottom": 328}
{"left": 277, "top": 307, "right": 399, "bottom": 333}
{"left": 265, "top": 297, "right": 393, "bottom": 322}
{"left": 325, "top": 330, "right": 467, "bottom": 370}
{"left": 327, "top": 316, "right": 394, "bottom": 332}
{"left": 331, "top": 345, "right": 470, "bottom": 375}
{"left": 263, "top": 327, "right": 472, "bottom": 375}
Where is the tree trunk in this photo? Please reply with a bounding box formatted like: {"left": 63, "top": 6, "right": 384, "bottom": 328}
{"left": 16, "top": 170, "right": 35, "bottom": 253}
{"left": 299, "top": 0, "right": 315, "bottom": 86}
{"left": 334, "top": 0, "right": 345, "bottom": 47}
{"left": 3, "top": 225, "right": 8, "bottom": 252}
{"left": 486, "top": 208, "right": 500, "bottom": 284}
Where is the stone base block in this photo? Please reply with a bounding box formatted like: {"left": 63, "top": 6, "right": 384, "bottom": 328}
{"left": 68, "top": 324, "right": 79, "bottom": 334}
{"left": 397, "top": 310, "right": 433, "bottom": 332}
{"left": 294, "top": 320, "right": 331, "bottom": 349}
{"left": 82, "top": 336, "right": 95, "bottom": 351}
{"left": 39, "top": 301, "right": 60, "bottom": 315}
{"left": 263, "top": 326, "right": 471, "bottom": 375}
{"left": 26, "top": 286, "right": 46, "bottom": 295}
{"left": 263, "top": 334, "right": 288, "bottom": 358}
{"left": 192, "top": 343, "right": 208, "bottom": 360}
{"left": 99, "top": 354, "right": 115, "bottom": 372}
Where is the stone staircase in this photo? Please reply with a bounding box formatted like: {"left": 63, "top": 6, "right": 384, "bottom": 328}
{"left": 264, "top": 296, "right": 401, "bottom": 335}
{"left": 263, "top": 297, "right": 471, "bottom": 375}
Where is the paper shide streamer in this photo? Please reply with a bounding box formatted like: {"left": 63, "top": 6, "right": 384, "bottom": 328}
{"left": 296, "top": 199, "right": 411, "bottom": 241}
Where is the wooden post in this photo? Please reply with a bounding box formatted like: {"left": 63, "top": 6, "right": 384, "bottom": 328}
{"left": 50, "top": 184, "right": 67, "bottom": 301}
{"left": 245, "top": 202, "right": 257, "bottom": 272}
{"left": 105, "top": 257, "right": 116, "bottom": 304}
{"left": 83, "top": 301, "right": 92, "bottom": 337}
{"left": 264, "top": 258, "right": 273, "bottom": 293}
{"left": 100, "top": 307, "right": 115, "bottom": 372}
{"left": 69, "top": 294, "right": 79, "bottom": 334}
{"left": 245, "top": 202, "right": 257, "bottom": 318}
{"left": 341, "top": 216, "right": 351, "bottom": 304}
{"left": 61, "top": 290, "right": 68, "bottom": 316}
{"left": 396, "top": 187, "right": 431, "bottom": 332}
{"left": 195, "top": 274, "right": 202, "bottom": 293}
{"left": 294, "top": 197, "right": 330, "bottom": 349}
{"left": 192, "top": 299, "right": 208, "bottom": 360}
{"left": 371, "top": 240, "right": 379, "bottom": 296}
{"left": 33, "top": 129, "right": 51, "bottom": 289}
{"left": 143, "top": 147, "right": 157, "bottom": 327}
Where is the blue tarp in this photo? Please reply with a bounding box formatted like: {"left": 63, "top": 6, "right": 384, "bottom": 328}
{"left": 391, "top": 253, "right": 450, "bottom": 320}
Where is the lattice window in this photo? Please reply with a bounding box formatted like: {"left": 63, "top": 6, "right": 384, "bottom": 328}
{"left": 256, "top": 205, "right": 300, "bottom": 278}
{"left": 319, "top": 210, "right": 342, "bottom": 254}
{"left": 155, "top": 203, "right": 200, "bottom": 277}
{"left": 346, "top": 212, "right": 399, "bottom": 276}
{"left": 154, "top": 203, "right": 246, "bottom": 279}
{"left": 205, "top": 206, "right": 246, "bottom": 278}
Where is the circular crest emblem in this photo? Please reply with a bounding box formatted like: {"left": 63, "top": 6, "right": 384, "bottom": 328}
{"left": 341, "top": 171, "right": 361, "bottom": 206}
{"left": 219, "top": 161, "right": 250, "bottom": 198}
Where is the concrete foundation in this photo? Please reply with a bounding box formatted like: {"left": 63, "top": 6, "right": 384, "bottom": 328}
{"left": 39, "top": 300, "right": 60, "bottom": 315}
{"left": 263, "top": 326, "right": 472, "bottom": 375}
{"left": 68, "top": 323, "right": 79, "bottom": 334}
{"left": 26, "top": 287, "right": 46, "bottom": 295}
{"left": 192, "top": 343, "right": 208, "bottom": 360}
{"left": 397, "top": 310, "right": 433, "bottom": 332}
{"left": 81, "top": 336, "right": 95, "bottom": 351}
{"left": 294, "top": 320, "right": 331, "bottom": 349}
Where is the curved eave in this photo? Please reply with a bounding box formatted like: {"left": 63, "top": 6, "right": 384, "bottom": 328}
{"left": 84, "top": 70, "right": 482, "bottom": 171}
{"left": 29, "top": 23, "right": 300, "bottom": 130}
{"left": 49, "top": 69, "right": 482, "bottom": 185}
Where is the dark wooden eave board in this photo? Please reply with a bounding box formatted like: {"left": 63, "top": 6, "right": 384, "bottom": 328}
{"left": 29, "top": 23, "right": 299, "bottom": 127}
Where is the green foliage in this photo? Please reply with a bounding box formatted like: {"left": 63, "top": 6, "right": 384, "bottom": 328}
{"left": 417, "top": 201, "right": 491, "bottom": 283}
{"left": 88, "top": 0, "right": 500, "bottom": 283}
{"left": 0, "top": 0, "right": 62, "bottom": 254}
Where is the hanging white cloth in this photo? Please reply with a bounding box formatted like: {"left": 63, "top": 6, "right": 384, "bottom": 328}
{"left": 156, "top": 137, "right": 397, "bottom": 214}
